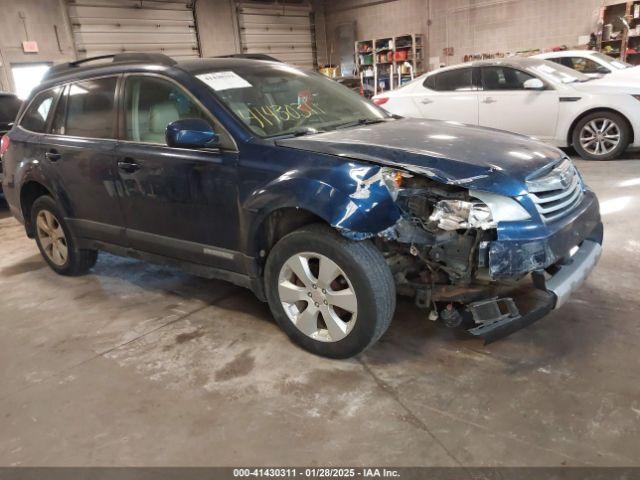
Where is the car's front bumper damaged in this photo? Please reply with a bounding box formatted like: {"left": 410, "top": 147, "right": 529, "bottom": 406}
{"left": 467, "top": 236, "right": 602, "bottom": 343}
{"left": 486, "top": 191, "right": 601, "bottom": 279}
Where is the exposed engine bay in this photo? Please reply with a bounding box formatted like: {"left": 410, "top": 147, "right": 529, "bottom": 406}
{"left": 375, "top": 175, "right": 514, "bottom": 330}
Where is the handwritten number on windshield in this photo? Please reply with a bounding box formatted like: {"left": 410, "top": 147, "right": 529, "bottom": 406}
{"left": 239, "top": 103, "right": 327, "bottom": 129}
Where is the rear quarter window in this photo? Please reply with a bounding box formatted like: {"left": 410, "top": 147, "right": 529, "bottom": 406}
{"left": 423, "top": 74, "right": 436, "bottom": 90}
{"left": 20, "top": 88, "right": 60, "bottom": 133}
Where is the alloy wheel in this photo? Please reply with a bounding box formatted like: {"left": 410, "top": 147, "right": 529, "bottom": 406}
{"left": 579, "top": 118, "right": 621, "bottom": 156}
{"left": 36, "top": 210, "right": 68, "bottom": 267}
{"left": 278, "top": 252, "right": 358, "bottom": 343}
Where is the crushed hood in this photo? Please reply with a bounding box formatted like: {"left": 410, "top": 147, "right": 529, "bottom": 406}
{"left": 276, "top": 118, "right": 565, "bottom": 197}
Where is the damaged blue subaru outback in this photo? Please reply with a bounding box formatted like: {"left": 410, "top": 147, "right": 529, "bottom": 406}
{"left": 0, "top": 54, "right": 602, "bottom": 358}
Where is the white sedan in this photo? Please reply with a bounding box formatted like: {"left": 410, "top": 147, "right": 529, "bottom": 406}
{"left": 533, "top": 50, "right": 639, "bottom": 81}
{"left": 373, "top": 57, "right": 640, "bottom": 160}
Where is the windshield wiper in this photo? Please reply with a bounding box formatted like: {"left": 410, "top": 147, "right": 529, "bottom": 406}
{"left": 332, "top": 118, "right": 387, "bottom": 130}
{"left": 272, "top": 127, "right": 322, "bottom": 139}
{"left": 292, "top": 127, "right": 321, "bottom": 136}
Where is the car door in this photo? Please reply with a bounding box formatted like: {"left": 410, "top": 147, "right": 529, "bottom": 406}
{"left": 478, "top": 66, "right": 559, "bottom": 139}
{"left": 412, "top": 67, "right": 479, "bottom": 124}
{"left": 114, "top": 74, "right": 241, "bottom": 271}
{"left": 38, "top": 77, "right": 127, "bottom": 245}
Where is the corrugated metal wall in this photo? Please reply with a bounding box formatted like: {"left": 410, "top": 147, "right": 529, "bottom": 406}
{"left": 236, "top": 2, "right": 316, "bottom": 69}
{"left": 66, "top": 0, "right": 199, "bottom": 60}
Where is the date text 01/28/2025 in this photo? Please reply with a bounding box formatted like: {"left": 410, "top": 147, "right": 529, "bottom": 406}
{"left": 232, "top": 468, "right": 400, "bottom": 478}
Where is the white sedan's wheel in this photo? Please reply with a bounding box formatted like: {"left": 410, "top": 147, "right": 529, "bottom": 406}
{"left": 579, "top": 118, "right": 620, "bottom": 157}
{"left": 573, "top": 111, "right": 629, "bottom": 160}
{"left": 278, "top": 252, "right": 358, "bottom": 343}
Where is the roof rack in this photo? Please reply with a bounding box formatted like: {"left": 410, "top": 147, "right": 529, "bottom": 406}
{"left": 44, "top": 53, "right": 177, "bottom": 80}
{"left": 216, "top": 53, "right": 282, "bottom": 62}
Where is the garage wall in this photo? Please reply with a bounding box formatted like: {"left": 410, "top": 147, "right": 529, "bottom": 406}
{"left": 428, "top": 0, "right": 607, "bottom": 65}
{"left": 324, "top": 0, "right": 427, "bottom": 41}
{"left": 323, "top": 0, "right": 623, "bottom": 69}
{"left": 323, "top": 0, "right": 428, "bottom": 68}
{"left": 196, "top": 0, "right": 241, "bottom": 57}
{"left": 0, "top": 0, "right": 76, "bottom": 92}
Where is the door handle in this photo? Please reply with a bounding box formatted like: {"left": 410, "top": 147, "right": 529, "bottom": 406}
{"left": 482, "top": 97, "right": 497, "bottom": 104}
{"left": 45, "top": 150, "right": 61, "bottom": 162}
{"left": 117, "top": 158, "right": 141, "bottom": 174}
{"left": 421, "top": 98, "right": 434, "bottom": 104}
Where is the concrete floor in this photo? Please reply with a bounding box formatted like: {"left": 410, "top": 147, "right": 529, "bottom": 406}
{"left": 0, "top": 157, "right": 639, "bottom": 467}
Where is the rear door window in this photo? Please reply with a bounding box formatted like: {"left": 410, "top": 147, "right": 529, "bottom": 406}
{"left": 65, "top": 77, "right": 117, "bottom": 139}
{"left": 20, "top": 88, "right": 60, "bottom": 133}
{"left": 429, "top": 68, "right": 473, "bottom": 91}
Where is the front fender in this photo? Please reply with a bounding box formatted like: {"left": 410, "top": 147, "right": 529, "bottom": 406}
{"left": 244, "top": 162, "right": 402, "bottom": 242}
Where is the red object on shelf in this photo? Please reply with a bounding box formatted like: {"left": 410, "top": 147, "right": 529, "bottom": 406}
{"left": 394, "top": 50, "right": 408, "bottom": 61}
{"left": 373, "top": 97, "right": 389, "bottom": 105}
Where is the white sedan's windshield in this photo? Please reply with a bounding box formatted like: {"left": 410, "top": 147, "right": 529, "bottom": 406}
{"left": 527, "top": 60, "right": 591, "bottom": 84}
{"left": 591, "top": 52, "right": 631, "bottom": 70}
{"left": 196, "top": 63, "right": 389, "bottom": 137}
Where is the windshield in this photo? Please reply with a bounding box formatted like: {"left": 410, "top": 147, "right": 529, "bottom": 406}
{"left": 590, "top": 52, "right": 631, "bottom": 70}
{"left": 196, "top": 63, "right": 389, "bottom": 137}
{"left": 526, "top": 60, "right": 591, "bottom": 84}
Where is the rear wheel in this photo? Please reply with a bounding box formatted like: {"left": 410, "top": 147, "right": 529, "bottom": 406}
{"left": 572, "top": 111, "right": 629, "bottom": 160}
{"left": 32, "top": 196, "right": 97, "bottom": 276}
{"left": 264, "top": 224, "right": 396, "bottom": 358}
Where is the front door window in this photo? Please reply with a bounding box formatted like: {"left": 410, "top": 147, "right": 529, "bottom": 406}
{"left": 124, "top": 76, "right": 210, "bottom": 145}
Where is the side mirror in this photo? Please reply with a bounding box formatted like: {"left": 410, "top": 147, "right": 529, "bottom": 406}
{"left": 523, "top": 78, "right": 545, "bottom": 90}
{"left": 166, "top": 119, "right": 219, "bottom": 149}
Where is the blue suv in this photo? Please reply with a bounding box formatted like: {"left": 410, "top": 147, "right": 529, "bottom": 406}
{"left": 0, "top": 54, "right": 603, "bottom": 358}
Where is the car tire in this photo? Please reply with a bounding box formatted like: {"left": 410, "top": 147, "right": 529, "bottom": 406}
{"left": 572, "top": 111, "right": 630, "bottom": 160}
{"left": 264, "top": 223, "right": 396, "bottom": 359}
{"left": 31, "top": 196, "right": 98, "bottom": 276}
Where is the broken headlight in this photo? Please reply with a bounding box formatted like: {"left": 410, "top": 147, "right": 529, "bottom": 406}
{"left": 429, "top": 200, "right": 496, "bottom": 231}
{"left": 471, "top": 190, "right": 531, "bottom": 223}
{"left": 429, "top": 192, "right": 531, "bottom": 231}
{"left": 380, "top": 167, "right": 412, "bottom": 201}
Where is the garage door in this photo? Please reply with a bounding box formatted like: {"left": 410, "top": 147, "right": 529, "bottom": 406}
{"left": 236, "top": 2, "right": 315, "bottom": 69}
{"left": 66, "top": 0, "right": 199, "bottom": 60}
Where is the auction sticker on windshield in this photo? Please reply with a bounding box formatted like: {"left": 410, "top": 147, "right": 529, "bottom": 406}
{"left": 197, "top": 71, "right": 252, "bottom": 91}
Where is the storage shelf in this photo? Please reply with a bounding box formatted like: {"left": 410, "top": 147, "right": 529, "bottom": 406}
{"left": 598, "top": 1, "right": 640, "bottom": 62}
{"left": 354, "top": 33, "right": 425, "bottom": 96}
